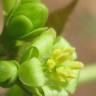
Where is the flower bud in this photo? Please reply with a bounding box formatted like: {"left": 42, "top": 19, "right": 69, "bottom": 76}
{"left": 5, "top": 3, "right": 48, "bottom": 39}
{"left": 0, "top": 60, "right": 18, "bottom": 87}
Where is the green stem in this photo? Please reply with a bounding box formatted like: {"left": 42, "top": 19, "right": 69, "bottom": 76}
{"left": 79, "top": 64, "right": 96, "bottom": 84}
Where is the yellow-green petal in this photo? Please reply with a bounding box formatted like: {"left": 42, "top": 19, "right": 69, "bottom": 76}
{"left": 19, "top": 57, "right": 46, "bottom": 87}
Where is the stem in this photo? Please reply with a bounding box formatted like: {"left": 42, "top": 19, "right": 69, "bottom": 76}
{"left": 16, "top": 79, "right": 33, "bottom": 96}
{"left": 79, "top": 64, "right": 96, "bottom": 84}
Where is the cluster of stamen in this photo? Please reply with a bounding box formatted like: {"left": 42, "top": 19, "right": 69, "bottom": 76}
{"left": 47, "top": 48, "right": 84, "bottom": 82}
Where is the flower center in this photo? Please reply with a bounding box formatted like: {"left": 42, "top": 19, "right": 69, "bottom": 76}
{"left": 47, "top": 48, "right": 84, "bottom": 82}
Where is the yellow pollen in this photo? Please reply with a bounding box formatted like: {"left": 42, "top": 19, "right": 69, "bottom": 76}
{"left": 47, "top": 59, "right": 56, "bottom": 69}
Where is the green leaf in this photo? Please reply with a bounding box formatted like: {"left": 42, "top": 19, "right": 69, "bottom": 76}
{"left": 19, "top": 57, "right": 46, "bottom": 87}
{"left": 46, "top": 0, "right": 78, "bottom": 34}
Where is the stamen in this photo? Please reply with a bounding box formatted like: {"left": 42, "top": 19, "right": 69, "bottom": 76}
{"left": 70, "top": 61, "right": 84, "bottom": 69}
{"left": 52, "top": 48, "right": 62, "bottom": 58}
{"left": 56, "top": 68, "right": 75, "bottom": 79}
{"left": 47, "top": 59, "right": 56, "bottom": 70}
{"left": 64, "top": 48, "right": 75, "bottom": 54}
{"left": 58, "top": 75, "right": 65, "bottom": 82}
{"left": 55, "top": 53, "right": 70, "bottom": 61}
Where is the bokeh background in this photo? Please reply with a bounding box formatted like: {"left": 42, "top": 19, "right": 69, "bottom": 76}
{"left": 0, "top": 0, "right": 96, "bottom": 96}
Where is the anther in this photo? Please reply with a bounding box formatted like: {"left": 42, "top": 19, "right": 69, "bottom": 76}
{"left": 47, "top": 59, "right": 56, "bottom": 70}
{"left": 56, "top": 68, "right": 75, "bottom": 79}
{"left": 64, "top": 48, "right": 75, "bottom": 54}
{"left": 70, "top": 61, "right": 84, "bottom": 69}
{"left": 52, "top": 48, "right": 62, "bottom": 58}
{"left": 55, "top": 53, "right": 70, "bottom": 61}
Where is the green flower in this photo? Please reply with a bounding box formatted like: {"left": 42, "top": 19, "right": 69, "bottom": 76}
{"left": 2, "top": 1, "right": 84, "bottom": 96}
{"left": 18, "top": 28, "right": 84, "bottom": 96}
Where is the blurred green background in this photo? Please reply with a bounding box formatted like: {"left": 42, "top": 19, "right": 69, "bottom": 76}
{"left": 0, "top": 0, "right": 96, "bottom": 96}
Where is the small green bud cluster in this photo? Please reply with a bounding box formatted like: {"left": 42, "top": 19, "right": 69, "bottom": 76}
{"left": 2, "top": 0, "right": 48, "bottom": 40}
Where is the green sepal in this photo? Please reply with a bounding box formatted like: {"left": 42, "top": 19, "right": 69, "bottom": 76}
{"left": 20, "top": 46, "right": 39, "bottom": 63}
{"left": 20, "top": 27, "right": 48, "bottom": 40}
{"left": 19, "top": 57, "right": 46, "bottom": 87}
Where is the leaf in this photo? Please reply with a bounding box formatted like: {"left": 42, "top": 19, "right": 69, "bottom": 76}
{"left": 46, "top": 0, "right": 78, "bottom": 34}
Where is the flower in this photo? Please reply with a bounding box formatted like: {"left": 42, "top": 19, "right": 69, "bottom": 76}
{"left": 19, "top": 28, "right": 84, "bottom": 96}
